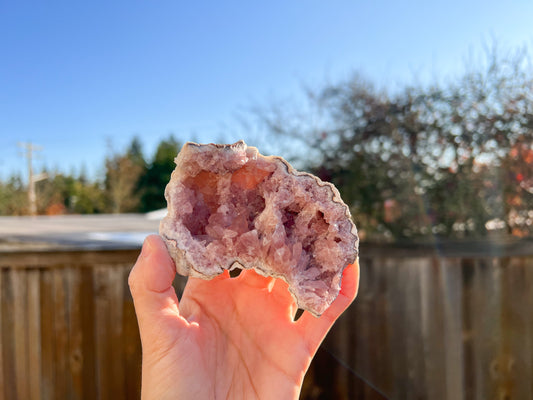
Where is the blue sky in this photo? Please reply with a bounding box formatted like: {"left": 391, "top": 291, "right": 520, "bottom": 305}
{"left": 1, "top": 0, "right": 533, "bottom": 181}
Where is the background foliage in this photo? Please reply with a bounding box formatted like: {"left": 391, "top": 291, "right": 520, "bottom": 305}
{"left": 2, "top": 47, "right": 532, "bottom": 241}
{"left": 256, "top": 46, "right": 533, "bottom": 240}
{"left": 0, "top": 134, "right": 181, "bottom": 217}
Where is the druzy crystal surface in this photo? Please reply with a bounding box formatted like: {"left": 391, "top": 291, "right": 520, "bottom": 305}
{"left": 160, "top": 141, "right": 358, "bottom": 316}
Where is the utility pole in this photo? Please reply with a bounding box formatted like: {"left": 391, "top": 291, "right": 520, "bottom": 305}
{"left": 18, "top": 142, "right": 47, "bottom": 216}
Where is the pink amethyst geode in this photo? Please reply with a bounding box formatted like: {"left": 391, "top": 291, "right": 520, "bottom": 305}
{"left": 159, "top": 141, "right": 359, "bottom": 316}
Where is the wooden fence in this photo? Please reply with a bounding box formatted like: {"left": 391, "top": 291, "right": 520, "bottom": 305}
{"left": 1, "top": 238, "right": 533, "bottom": 399}
{"left": 0, "top": 249, "right": 145, "bottom": 400}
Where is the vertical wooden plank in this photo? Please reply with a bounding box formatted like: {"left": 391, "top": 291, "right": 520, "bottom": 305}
{"left": 0, "top": 268, "right": 4, "bottom": 400}
{"left": 346, "top": 257, "right": 364, "bottom": 399}
{"left": 403, "top": 258, "right": 426, "bottom": 399}
{"left": 469, "top": 258, "right": 502, "bottom": 400}
{"left": 526, "top": 256, "right": 533, "bottom": 397}
{"left": 353, "top": 255, "right": 374, "bottom": 396}
{"left": 94, "top": 265, "right": 126, "bottom": 400}
{"left": 27, "top": 269, "right": 42, "bottom": 400}
{"left": 12, "top": 268, "right": 30, "bottom": 400}
{"left": 109, "top": 265, "right": 126, "bottom": 399}
{"left": 94, "top": 265, "right": 110, "bottom": 400}
{"left": 68, "top": 267, "right": 84, "bottom": 400}
{"left": 40, "top": 268, "right": 56, "bottom": 399}
{"left": 499, "top": 256, "right": 531, "bottom": 400}
{"left": 122, "top": 265, "right": 142, "bottom": 400}
{"left": 346, "top": 255, "right": 366, "bottom": 399}
{"left": 461, "top": 258, "right": 476, "bottom": 399}
{"left": 485, "top": 258, "right": 505, "bottom": 400}
{"left": 0, "top": 268, "right": 17, "bottom": 399}
{"left": 386, "top": 256, "right": 408, "bottom": 399}
{"left": 374, "top": 257, "right": 393, "bottom": 398}
{"left": 440, "top": 258, "right": 465, "bottom": 400}
{"left": 352, "top": 255, "right": 392, "bottom": 399}
{"left": 304, "top": 346, "right": 344, "bottom": 399}
{"left": 3, "top": 269, "right": 17, "bottom": 399}
{"left": 420, "top": 257, "right": 447, "bottom": 400}
{"left": 3, "top": 269, "right": 17, "bottom": 400}
{"left": 336, "top": 310, "right": 350, "bottom": 398}
{"left": 53, "top": 267, "right": 69, "bottom": 399}
{"left": 80, "top": 267, "right": 97, "bottom": 400}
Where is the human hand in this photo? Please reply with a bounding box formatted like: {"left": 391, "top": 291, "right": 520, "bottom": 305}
{"left": 128, "top": 235, "right": 359, "bottom": 400}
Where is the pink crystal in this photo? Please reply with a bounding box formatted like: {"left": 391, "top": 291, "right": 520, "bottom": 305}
{"left": 159, "top": 141, "right": 358, "bottom": 316}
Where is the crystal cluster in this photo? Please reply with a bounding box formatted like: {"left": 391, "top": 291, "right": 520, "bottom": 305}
{"left": 160, "top": 141, "right": 358, "bottom": 316}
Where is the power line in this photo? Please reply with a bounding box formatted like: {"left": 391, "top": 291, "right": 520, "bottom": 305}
{"left": 18, "top": 142, "right": 47, "bottom": 216}
{"left": 322, "top": 345, "right": 391, "bottom": 399}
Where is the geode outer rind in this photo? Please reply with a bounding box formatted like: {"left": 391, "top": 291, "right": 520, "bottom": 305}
{"left": 159, "top": 141, "right": 359, "bottom": 316}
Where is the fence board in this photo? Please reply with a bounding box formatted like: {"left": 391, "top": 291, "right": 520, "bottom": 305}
{"left": 0, "top": 268, "right": 4, "bottom": 400}
{"left": 526, "top": 257, "right": 533, "bottom": 397}
{"left": 404, "top": 258, "right": 426, "bottom": 398}
{"left": 368, "top": 257, "right": 392, "bottom": 400}
{"left": 352, "top": 255, "right": 392, "bottom": 399}
{"left": 40, "top": 268, "right": 55, "bottom": 399}
{"left": 386, "top": 256, "right": 409, "bottom": 399}
{"left": 54, "top": 267, "right": 69, "bottom": 399}
{"left": 109, "top": 266, "right": 126, "bottom": 399}
{"left": 420, "top": 257, "right": 446, "bottom": 399}
{"left": 94, "top": 266, "right": 112, "bottom": 400}
{"left": 80, "top": 267, "right": 97, "bottom": 400}
{"left": 68, "top": 267, "right": 84, "bottom": 400}
{"left": 13, "top": 268, "right": 30, "bottom": 400}
{"left": 349, "top": 255, "right": 371, "bottom": 398}
{"left": 440, "top": 258, "right": 465, "bottom": 400}
{"left": 1, "top": 269, "right": 17, "bottom": 400}
{"left": 122, "top": 269, "right": 142, "bottom": 399}
{"left": 474, "top": 259, "right": 503, "bottom": 400}
{"left": 352, "top": 255, "right": 374, "bottom": 395}
{"left": 500, "top": 257, "right": 531, "bottom": 400}
{"left": 27, "top": 269, "right": 42, "bottom": 400}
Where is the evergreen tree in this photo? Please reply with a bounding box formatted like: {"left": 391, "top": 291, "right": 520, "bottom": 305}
{"left": 0, "top": 175, "right": 27, "bottom": 215}
{"left": 104, "top": 137, "right": 147, "bottom": 213}
{"left": 139, "top": 135, "right": 181, "bottom": 212}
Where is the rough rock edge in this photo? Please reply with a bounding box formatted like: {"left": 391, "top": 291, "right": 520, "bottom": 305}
{"left": 159, "top": 140, "right": 359, "bottom": 317}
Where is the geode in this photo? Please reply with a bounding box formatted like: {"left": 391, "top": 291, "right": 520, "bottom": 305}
{"left": 159, "top": 141, "right": 358, "bottom": 316}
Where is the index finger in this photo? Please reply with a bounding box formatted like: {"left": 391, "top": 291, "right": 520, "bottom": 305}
{"left": 295, "top": 261, "right": 359, "bottom": 350}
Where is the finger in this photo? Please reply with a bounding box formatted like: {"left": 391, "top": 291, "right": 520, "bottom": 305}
{"left": 296, "top": 261, "right": 359, "bottom": 350}
{"left": 238, "top": 268, "right": 275, "bottom": 289}
{"left": 214, "top": 269, "right": 231, "bottom": 280}
{"left": 183, "top": 269, "right": 230, "bottom": 294}
{"left": 269, "top": 277, "right": 299, "bottom": 319}
{"left": 128, "top": 235, "right": 187, "bottom": 341}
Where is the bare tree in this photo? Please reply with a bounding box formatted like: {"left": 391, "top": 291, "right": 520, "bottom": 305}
{"left": 253, "top": 44, "right": 533, "bottom": 240}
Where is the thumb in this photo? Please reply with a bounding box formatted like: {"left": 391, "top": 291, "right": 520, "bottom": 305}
{"left": 128, "top": 235, "right": 187, "bottom": 348}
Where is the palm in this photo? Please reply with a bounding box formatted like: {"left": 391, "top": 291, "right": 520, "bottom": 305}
{"left": 130, "top": 236, "right": 358, "bottom": 400}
